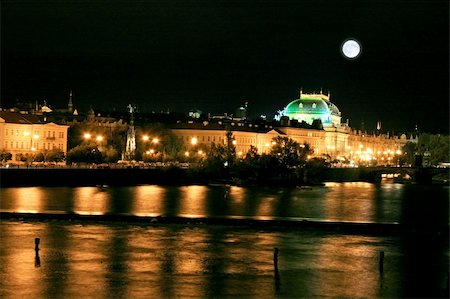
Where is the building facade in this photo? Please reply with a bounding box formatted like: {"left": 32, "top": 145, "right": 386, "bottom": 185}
{"left": 0, "top": 111, "right": 69, "bottom": 161}
{"left": 171, "top": 91, "right": 418, "bottom": 165}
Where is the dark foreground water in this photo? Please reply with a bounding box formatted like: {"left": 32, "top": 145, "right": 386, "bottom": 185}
{"left": 1, "top": 220, "right": 448, "bottom": 298}
{"left": 0, "top": 183, "right": 449, "bottom": 298}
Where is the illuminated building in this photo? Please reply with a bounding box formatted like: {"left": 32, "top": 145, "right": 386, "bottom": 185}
{"left": 171, "top": 90, "right": 418, "bottom": 165}
{"left": 0, "top": 111, "right": 69, "bottom": 161}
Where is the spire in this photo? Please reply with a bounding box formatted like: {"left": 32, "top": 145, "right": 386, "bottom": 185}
{"left": 68, "top": 90, "right": 73, "bottom": 113}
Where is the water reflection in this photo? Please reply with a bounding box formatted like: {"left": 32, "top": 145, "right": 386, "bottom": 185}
{"left": 179, "top": 185, "right": 208, "bottom": 217}
{"left": 133, "top": 185, "right": 165, "bottom": 217}
{"left": 9, "top": 187, "right": 44, "bottom": 213}
{"left": 73, "top": 187, "right": 110, "bottom": 215}
{"left": 1, "top": 183, "right": 449, "bottom": 225}
{"left": 323, "top": 182, "right": 376, "bottom": 222}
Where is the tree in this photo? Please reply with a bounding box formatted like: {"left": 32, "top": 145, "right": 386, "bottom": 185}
{"left": 66, "top": 144, "right": 103, "bottom": 164}
{"left": 416, "top": 134, "right": 450, "bottom": 165}
{"left": 401, "top": 142, "right": 417, "bottom": 165}
{"left": 270, "top": 136, "right": 312, "bottom": 167}
{"left": 0, "top": 150, "right": 12, "bottom": 162}
{"left": 102, "top": 146, "right": 120, "bottom": 163}
{"left": 46, "top": 149, "right": 65, "bottom": 162}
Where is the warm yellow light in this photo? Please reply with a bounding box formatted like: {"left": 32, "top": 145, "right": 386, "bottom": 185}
{"left": 198, "top": 150, "right": 203, "bottom": 155}
{"left": 191, "top": 137, "right": 197, "bottom": 145}
{"left": 271, "top": 141, "right": 276, "bottom": 145}
{"left": 146, "top": 151, "right": 150, "bottom": 155}
{"left": 359, "top": 144, "right": 363, "bottom": 148}
{"left": 232, "top": 140, "right": 237, "bottom": 145}
{"left": 237, "top": 151, "right": 243, "bottom": 156}
{"left": 23, "top": 131, "right": 30, "bottom": 136}
{"left": 33, "top": 134, "right": 39, "bottom": 139}
{"left": 184, "top": 151, "right": 190, "bottom": 157}
{"left": 96, "top": 136, "right": 104, "bottom": 142}
{"left": 142, "top": 135, "right": 149, "bottom": 141}
{"left": 150, "top": 149, "right": 155, "bottom": 154}
{"left": 31, "top": 147, "right": 36, "bottom": 151}
{"left": 307, "top": 155, "right": 311, "bottom": 159}
{"left": 265, "top": 143, "right": 270, "bottom": 147}
{"left": 396, "top": 150, "right": 402, "bottom": 155}
{"left": 152, "top": 138, "right": 159, "bottom": 144}
{"left": 84, "top": 133, "right": 91, "bottom": 139}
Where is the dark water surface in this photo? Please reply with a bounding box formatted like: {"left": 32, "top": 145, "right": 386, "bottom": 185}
{"left": 1, "top": 182, "right": 449, "bottom": 225}
{"left": 1, "top": 183, "right": 449, "bottom": 298}
{"left": 1, "top": 220, "right": 448, "bottom": 298}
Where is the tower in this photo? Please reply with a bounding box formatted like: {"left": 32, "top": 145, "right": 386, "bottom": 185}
{"left": 68, "top": 90, "right": 73, "bottom": 113}
{"left": 124, "top": 104, "right": 136, "bottom": 160}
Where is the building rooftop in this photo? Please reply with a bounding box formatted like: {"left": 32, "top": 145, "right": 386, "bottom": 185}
{"left": 0, "top": 111, "right": 44, "bottom": 124}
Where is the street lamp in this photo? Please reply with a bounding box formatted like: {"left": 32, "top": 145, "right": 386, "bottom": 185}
{"left": 96, "top": 135, "right": 104, "bottom": 142}
{"left": 152, "top": 138, "right": 159, "bottom": 144}
{"left": 84, "top": 133, "right": 92, "bottom": 140}
{"left": 142, "top": 135, "right": 149, "bottom": 141}
{"left": 191, "top": 137, "right": 198, "bottom": 145}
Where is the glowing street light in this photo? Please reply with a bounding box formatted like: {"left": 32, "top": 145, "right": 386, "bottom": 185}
{"left": 191, "top": 137, "right": 198, "bottom": 145}
{"left": 152, "top": 138, "right": 159, "bottom": 144}
{"left": 23, "top": 131, "right": 30, "bottom": 137}
{"left": 232, "top": 140, "right": 237, "bottom": 145}
{"left": 96, "top": 135, "right": 104, "bottom": 142}
{"left": 84, "top": 133, "right": 92, "bottom": 140}
{"left": 184, "top": 151, "right": 190, "bottom": 157}
{"left": 142, "top": 135, "right": 150, "bottom": 141}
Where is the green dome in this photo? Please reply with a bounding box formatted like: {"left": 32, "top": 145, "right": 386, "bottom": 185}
{"left": 282, "top": 93, "right": 341, "bottom": 126}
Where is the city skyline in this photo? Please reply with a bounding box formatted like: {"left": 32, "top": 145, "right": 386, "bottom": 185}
{"left": 2, "top": 0, "right": 449, "bottom": 134}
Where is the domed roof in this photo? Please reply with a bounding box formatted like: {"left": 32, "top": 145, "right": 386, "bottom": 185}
{"left": 282, "top": 92, "right": 341, "bottom": 127}
{"left": 284, "top": 98, "right": 329, "bottom": 115}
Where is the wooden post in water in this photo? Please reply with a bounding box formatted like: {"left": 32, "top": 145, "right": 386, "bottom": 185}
{"left": 34, "top": 238, "right": 41, "bottom": 267}
{"left": 35, "top": 238, "right": 40, "bottom": 251}
{"left": 379, "top": 251, "right": 384, "bottom": 273}
{"left": 273, "top": 247, "right": 279, "bottom": 272}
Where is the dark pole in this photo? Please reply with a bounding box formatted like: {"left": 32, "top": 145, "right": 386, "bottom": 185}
{"left": 273, "top": 247, "right": 279, "bottom": 272}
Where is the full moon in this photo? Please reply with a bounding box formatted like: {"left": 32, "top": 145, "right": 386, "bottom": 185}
{"left": 341, "top": 39, "right": 361, "bottom": 59}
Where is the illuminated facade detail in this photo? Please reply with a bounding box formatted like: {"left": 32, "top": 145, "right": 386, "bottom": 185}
{"left": 0, "top": 111, "right": 69, "bottom": 161}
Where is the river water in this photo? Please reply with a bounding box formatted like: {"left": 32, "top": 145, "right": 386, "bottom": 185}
{"left": 1, "top": 183, "right": 449, "bottom": 298}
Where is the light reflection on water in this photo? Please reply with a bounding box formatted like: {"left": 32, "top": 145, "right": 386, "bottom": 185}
{"left": 1, "top": 221, "right": 448, "bottom": 298}
{"left": 1, "top": 183, "right": 449, "bottom": 224}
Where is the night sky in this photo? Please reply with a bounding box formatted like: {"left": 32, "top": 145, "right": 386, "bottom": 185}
{"left": 2, "top": 0, "right": 449, "bottom": 133}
